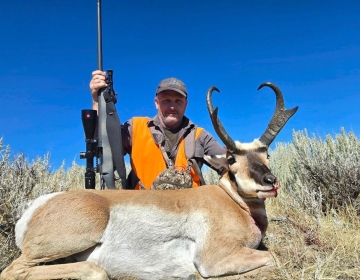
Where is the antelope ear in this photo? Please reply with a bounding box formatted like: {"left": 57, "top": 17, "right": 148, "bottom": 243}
{"left": 204, "top": 154, "right": 228, "bottom": 170}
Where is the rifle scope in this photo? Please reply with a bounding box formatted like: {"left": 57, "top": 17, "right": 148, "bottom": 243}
{"left": 80, "top": 109, "right": 98, "bottom": 189}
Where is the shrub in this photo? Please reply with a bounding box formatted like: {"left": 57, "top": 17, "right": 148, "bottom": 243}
{"left": 270, "top": 128, "right": 360, "bottom": 215}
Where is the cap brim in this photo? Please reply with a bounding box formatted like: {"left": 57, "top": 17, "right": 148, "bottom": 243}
{"left": 156, "top": 87, "right": 187, "bottom": 97}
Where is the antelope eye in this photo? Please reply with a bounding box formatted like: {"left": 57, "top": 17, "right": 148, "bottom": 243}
{"left": 267, "top": 153, "right": 270, "bottom": 159}
{"left": 227, "top": 157, "right": 236, "bottom": 165}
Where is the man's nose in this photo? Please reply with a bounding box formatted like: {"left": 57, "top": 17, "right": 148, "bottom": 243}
{"left": 169, "top": 102, "right": 176, "bottom": 109}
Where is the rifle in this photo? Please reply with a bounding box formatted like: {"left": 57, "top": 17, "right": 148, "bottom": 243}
{"left": 80, "top": 0, "right": 127, "bottom": 189}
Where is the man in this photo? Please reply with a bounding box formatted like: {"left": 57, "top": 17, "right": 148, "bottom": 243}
{"left": 90, "top": 70, "right": 225, "bottom": 189}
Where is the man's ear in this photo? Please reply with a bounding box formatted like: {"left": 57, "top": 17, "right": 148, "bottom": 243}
{"left": 203, "top": 154, "right": 228, "bottom": 171}
{"left": 154, "top": 96, "right": 159, "bottom": 109}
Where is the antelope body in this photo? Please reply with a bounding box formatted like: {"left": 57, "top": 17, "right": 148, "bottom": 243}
{"left": 1, "top": 83, "right": 298, "bottom": 280}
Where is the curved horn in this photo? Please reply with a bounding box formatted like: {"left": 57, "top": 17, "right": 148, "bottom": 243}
{"left": 206, "top": 86, "right": 237, "bottom": 151}
{"left": 258, "top": 82, "right": 298, "bottom": 147}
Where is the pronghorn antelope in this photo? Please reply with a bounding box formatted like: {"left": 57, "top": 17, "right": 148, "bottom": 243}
{"left": 1, "top": 82, "right": 298, "bottom": 280}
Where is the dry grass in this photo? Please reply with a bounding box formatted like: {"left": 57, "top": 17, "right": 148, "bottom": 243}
{"left": 264, "top": 196, "right": 360, "bottom": 279}
{"left": 1, "top": 128, "right": 360, "bottom": 279}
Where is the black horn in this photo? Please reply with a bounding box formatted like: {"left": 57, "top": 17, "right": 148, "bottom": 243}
{"left": 258, "top": 82, "right": 298, "bottom": 147}
{"left": 206, "top": 86, "right": 237, "bottom": 151}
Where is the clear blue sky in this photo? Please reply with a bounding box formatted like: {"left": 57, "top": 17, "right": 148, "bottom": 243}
{"left": 1, "top": 0, "right": 359, "bottom": 170}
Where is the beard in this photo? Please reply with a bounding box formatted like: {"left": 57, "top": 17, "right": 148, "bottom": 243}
{"left": 158, "top": 111, "right": 183, "bottom": 129}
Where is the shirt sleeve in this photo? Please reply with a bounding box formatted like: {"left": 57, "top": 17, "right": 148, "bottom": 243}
{"left": 193, "top": 129, "right": 225, "bottom": 173}
{"left": 196, "top": 129, "right": 226, "bottom": 156}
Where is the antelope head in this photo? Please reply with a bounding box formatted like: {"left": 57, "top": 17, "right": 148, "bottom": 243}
{"left": 205, "top": 82, "right": 298, "bottom": 199}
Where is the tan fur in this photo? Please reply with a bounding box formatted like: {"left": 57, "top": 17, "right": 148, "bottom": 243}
{"left": 1, "top": 141, "right": 278, "bottom": 280}
{"left": 1, "top": 183, "right": 276, "bottom": 280}
{"left": 23, "top": 191, "right": 110, "bottom": 256}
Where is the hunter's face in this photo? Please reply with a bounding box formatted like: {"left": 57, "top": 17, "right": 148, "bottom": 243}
{"left": 155, "top": 91, "right": 188, "bottom": 129}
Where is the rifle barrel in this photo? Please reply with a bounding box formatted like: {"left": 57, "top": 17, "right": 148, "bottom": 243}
{"left": 97, "top": 0, "right": 103, "bottom": 71}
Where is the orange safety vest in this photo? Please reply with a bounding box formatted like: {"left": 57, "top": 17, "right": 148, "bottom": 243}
{"left": 131, "top": 117, "right": 204, "bottom": 190}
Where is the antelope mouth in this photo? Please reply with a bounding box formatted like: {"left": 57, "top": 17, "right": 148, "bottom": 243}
{"left": 257, "top": 189, "right": 278, "bottom": 198}
{"left": 257, "top": 181, "right": 279, "bottom": 198}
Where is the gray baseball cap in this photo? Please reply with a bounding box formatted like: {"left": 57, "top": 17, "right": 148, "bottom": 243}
{"left": 155, "top": 77, "right": 187, "bottom": 98}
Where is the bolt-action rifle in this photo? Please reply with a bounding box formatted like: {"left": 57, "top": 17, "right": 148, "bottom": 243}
{"left": 80, "top": 0, "right": 127, "bottom": 189}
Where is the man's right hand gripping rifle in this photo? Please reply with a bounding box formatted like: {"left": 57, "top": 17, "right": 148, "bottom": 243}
{"left": 89, "top": 70, "right": 128, "bottom": 189}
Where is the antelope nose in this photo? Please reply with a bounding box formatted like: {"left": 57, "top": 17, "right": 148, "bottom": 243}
{"left": 263, "top": 174, "right": 276, "bottom": 186}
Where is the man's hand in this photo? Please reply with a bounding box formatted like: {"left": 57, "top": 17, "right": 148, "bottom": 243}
{"left": 89, "top": 70, "right": 107, "bottom": 103}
